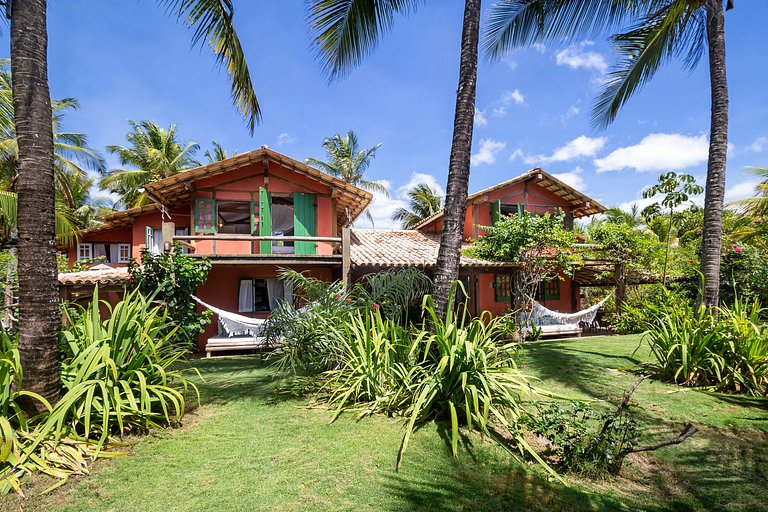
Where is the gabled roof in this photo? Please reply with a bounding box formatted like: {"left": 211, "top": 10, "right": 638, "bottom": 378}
{"left": 143, "top": 147, "right": 373, "bottom": 226}
{"left": 412, "top": 168, "right": 607, "bottom": 230}
{"left": 350, "top": 229, "right": 506, "bottom": 269}
{"left": 77, "top": 148, "right": 373, "bottom": 237}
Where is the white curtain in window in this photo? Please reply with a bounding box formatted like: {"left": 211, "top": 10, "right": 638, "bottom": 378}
{"left": 284, "top": 282, "right": 293, "bottom": 306}
{"left": 238, "top": 279, "right": 254, "bottom": 312}
{"left": 266, "top": 278, "right": 284, "bottom": 310}
{"left": 152, "top": 228, "right": 163, "bottom": 255}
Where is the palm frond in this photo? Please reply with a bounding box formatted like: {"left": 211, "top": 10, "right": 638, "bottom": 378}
{"left": 162, "top": 0, "right": 261, "bottom": 132}
{"left": 307, "top": 0, "right": 423, "bottom": 79}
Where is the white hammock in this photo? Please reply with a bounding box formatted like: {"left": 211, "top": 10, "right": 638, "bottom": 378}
{"left": 192, "top": 295, "right": 266, "bottom": 337}
{"left": 524, "top": 292, "right": 614, "bottom": 327}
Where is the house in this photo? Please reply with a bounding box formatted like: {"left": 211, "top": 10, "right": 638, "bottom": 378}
{"left": 59, "top": 149, "right": 608, "bottom": 352}
{"left": 348, "top": 169, "right": 608, "bottom": 319}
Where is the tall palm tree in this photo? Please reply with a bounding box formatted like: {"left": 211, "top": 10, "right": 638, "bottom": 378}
{"left": 305, "top": 130, "right": 389, "bottom": 225}
{"left": 205, "top": 140, "right": 237, "bottom": 163}
{"left": 731, "top": 167, "right": 768, "bottom": 217}
{"left": 393, "top": 182, "right": 444, "bottom": 228}
{"left": 9, "top": 0, "right": 260, "bottom": 407}
{"left": 100, "top": 121, "right": 201, "bottom": 208}
{"left": 307, "top": 1, "right": 481, "bottom": 315}
{"left": 485, "top": 0, "right": 733, "bottom": 308}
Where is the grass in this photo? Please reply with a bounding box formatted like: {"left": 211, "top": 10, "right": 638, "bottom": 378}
{"left": 2, "top": 335, "right": 767, "bottom": 512}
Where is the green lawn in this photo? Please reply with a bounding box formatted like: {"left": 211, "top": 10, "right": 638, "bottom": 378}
{"left": 4, "top": 335, "right": 767, "bottom": 512}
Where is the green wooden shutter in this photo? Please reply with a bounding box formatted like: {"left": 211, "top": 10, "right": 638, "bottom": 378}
{"left": 194, "top": 198, "right": 215, "bottom": 233}
{"left": 293, "top": 192, "right": 316, "bottom": 255}
{"left": 259, "top": 187, "right": 272, "bottom": 254}
{"left": 490, "top": 200, "right": 501, "bottom": 226}
{"left": 517, "top": 203, "right": 524, "bottom": 218}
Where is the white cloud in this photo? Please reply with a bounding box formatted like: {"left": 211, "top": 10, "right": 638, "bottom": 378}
{"left": 561, "top": 103, "right": 580, "bottom": 123}
{"left": 555, "top": 44, "right": 609, "bottom": 74}
{"left": 524, "top": 135, "right": 606, "bottom": 165}
{"left": 471, "top": 138, "right": 507, "bottom": 166}
{"left": 594, "top": 133, "right": 709, "bottom": 173}
{"left": 474, "top": 108, "right": 488, "bottom": 128}
{"left": 508, "top": 148, "right": 524, "bottom": 162}
{"left": 725, "top": 180, "right": 759, "bottom": 203}
{"left": 490, "top": 89, "right": 525, "bottom": 118}
{"left": 532, "top": 43, "right": 546, "bottom": 53}
{"left": 502, "top": 89, "right": 525, "bottom": 105}
{"left": 551, "top": 166, "right": 587, "bottom": 191}
{"left": 276, "top": 132, "right": 296, "bottom": 146}
{"left": 504, "top": 58, "right": 518, "bottom": 71}
{"left": 360, "top": 172, "right": 444, "bottom": 229}
{"left": 746, "top": 136, "right": 768, "bottom": 153}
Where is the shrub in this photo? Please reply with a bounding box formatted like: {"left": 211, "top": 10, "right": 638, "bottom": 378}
{"left": 642, "top": 298, "right": 768, "bottom": 395}
{"left": 129, "top": 244, "right": 212, "bottom": 347}
{"left": 525, "top": 401, "right": 639, "bottom": 477}
{"left": 53, "top": 288, "right": 199, "bottom": 444}
{"left": 605, "top": 285, "right": 691, "bottom": 335}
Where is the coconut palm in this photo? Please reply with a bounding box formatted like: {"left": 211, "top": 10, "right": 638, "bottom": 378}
{"left": 205, "top": 140, "right": 237, "bottom": 163}
{"left": 100, "top": 121, "right": 201, "bottom": 208}
{"left": 305, "top": 130, "right": 389, "bottom": 225}
{"left": 307, "top": 1, "right": 481, "bottom": 315}
{"left": 731, "top": 167, "right": 768, "bottom": 217}
{"left": 393, "top": 182, "right": 444, "bottom": 229}
{"left": 9, "top": 0, "right": 260, "bottom": 406}
{"left": 605, "top": 204, "right": 644, "bottom": 228}
{"left": 485, "top": 0, "right": 733, "bottom": 307}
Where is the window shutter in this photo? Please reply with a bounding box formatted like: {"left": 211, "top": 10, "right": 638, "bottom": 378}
{"left": 293, "top": 192, "right": 316, "bottom": 255}
{"left": 259, "top": 187, "right": 272, "bottom": 254}
{"left": 490, "top": 200, "right": 501, "bottom": 226}
{"left": 194, "top": 198, "right": 215, "bottom": 233}
{"left": 145, "top": 226, "right": 153, "bottom": 249}
{"left": 517, "top": 203, "right": 524, "bottom": 218}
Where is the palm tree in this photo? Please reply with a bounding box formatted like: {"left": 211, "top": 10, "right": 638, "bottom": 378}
{"left": 393, "top": 182, "right": 444, "bottom": 229}
{"left": 307, "top": 1, "right": 481, "bottom": 315}
{"left": 305, "top": 130, "right": 389, "bottom": 225}
{"left": 9, "top": 0, "right": 260, "bottom": 407}
{"left": 731, "top": 167, "right": 768, "bottom": 217}
{"left": 205, "top": 141, "right": 237, "bottom": 163}
{"left": 100, "top": 121, "right": 201, "bottom": 208}
{"left": 605, "top": 204, "right": 644, "bottom": 228}
{"left": 485, "top": 0, "right": 733, "bottom": 308}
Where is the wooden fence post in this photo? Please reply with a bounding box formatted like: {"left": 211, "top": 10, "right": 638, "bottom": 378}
{"left": 162, "top": 222, "right": 175, "bottom": 253}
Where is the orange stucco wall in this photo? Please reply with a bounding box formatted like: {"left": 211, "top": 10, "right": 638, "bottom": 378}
{"left": 472, "top": 272, "right": 576, "bottom": 317}
{"left": 195, "top": 264, "right": 333, "bottom": 352}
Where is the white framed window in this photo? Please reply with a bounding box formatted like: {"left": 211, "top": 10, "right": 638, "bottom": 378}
{"left": 77, "top": 243, "right": 93, "bottom": 262}
{"left": 118, "top": 243, "right": 131, "bottom": 263}
{"left": 145, "top": 226, "right": 162, "bottom": 255}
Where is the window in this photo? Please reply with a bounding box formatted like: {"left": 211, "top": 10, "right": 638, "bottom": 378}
{"left": 238, "top": 278, "right": 293, "bottom": 312}
{"left": 217, "top": 200, "right": 252, "bottom": 234}
{"left": 494, "top": 274, "right": 511, "bottom": 303}
{"left": 77, "top": 243, "right": 92, "bottom": 261}
{"left": 118, "top": 244, "right": 131, "bottom": 263}
{"left": 195, "top": 198, "right": 215, "bottom": 233}
{"left": 544, "top": 279, "right": 561, "bottom": 301}
{"left": 500, "top": 203, "right": 524, "bottom": 217}
{"left": 145, "top": 227, "right": 162, "bottom": 255}
{"left": 270, "top": 196, "right": 295, "bottom": 254}
{"left": 175, "top": 227, "right": 190, "bottom": 254}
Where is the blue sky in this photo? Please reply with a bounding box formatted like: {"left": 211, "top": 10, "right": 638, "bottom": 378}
{"left": 6, "top": 1, "right": 768, "bottom": 228}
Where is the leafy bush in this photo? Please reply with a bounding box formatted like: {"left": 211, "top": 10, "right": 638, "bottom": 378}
{"left": 129, "top": 244, "right": 212, "bottom": 346}
{"left": 53, "top": 288, "right": 199, "bottom": 444}
{"left": 604, "top": 285, "right": 690, "bottom": 335}
{"left": 643, "top": 298, "right": 768, "bottom": 395}
{"left": 266, "top": 267, "right": 430, "bottom": 376}
{"left": 525, "top": 401, "right": 639, "bottom": 477}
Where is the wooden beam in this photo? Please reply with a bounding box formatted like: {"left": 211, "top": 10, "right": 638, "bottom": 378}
{"left": 175, "top": 235, "right": 342, "bottom": 243}
{"left": 342, "top": 227, "right": 351, "bottom": 288}
{"left": 161, "top": 221, "right": 175, "bottom": 253}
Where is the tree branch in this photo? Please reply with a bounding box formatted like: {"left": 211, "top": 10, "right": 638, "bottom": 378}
{"left": 628, "top": 423, "right": 698, "bottom": 453}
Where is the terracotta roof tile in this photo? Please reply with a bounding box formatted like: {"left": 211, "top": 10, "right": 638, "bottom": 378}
{"left": 58, "top": 267, "right": 130, "bottom": 286}
{"left": 350, "top": 229, "right": 506, "bottom": 269}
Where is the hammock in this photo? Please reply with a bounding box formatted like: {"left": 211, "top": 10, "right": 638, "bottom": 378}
{"left": 192, "top": 295, "right": 266, "bottom": 337}
{"left": 523, "top": 292, "right": 614, "bottom": 327}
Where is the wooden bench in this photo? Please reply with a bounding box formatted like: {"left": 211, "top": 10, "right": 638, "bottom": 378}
{"left": 538, "top": 323, "right": 582, "bottom": 338}
{"left": 205, "top": 335, "right": 269, "bottom": 357}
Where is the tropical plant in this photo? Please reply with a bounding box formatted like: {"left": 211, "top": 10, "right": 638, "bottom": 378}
{"left": 642, "top": 297, "right": 768, "bottom": 395}
{"left": 52, "top": 288, "right": 199, "bottom": 445}
{"left": 485, "top": 0, "right": 733, "bottom": 309}
{"left": 307, "top": 0, "right": 482, "bottom": 316}
{"left": 9, "top": 0, "right": 259, "bottom": 407}
{"left": 641, "top": 172, "right": 703, "bottom": 286}
{"left": 392, "top": 182, "right": 444, "bottom": 229}
{"left": 100, "top": 121, "right": 201, "bottom": 208}
{"left": 204, "top": 140, "right": 236, "bottom": 163}
{"left": 128, "top": 244, "right": 213, "bottom": 347}
{"left": 605, "top": 204, "right": 644, "bottom": 228}
{"left": 353, "top": 267, "right": 432, "bottom": 324}
{"left": 305, "top": 130, "right": 387, "bottom": 225}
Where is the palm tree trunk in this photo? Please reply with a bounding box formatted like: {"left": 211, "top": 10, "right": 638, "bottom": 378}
{"left": 663, "top": 208, "right": 673, "bottom": 287}
{"left": 11, "top": 0, "right": 61, "bottom": 407}
{"left": 700, "top": 0, "right": 729, "bottom": 308}
{"left": 432, "top": 0, "right": 481, "bottom": 317}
